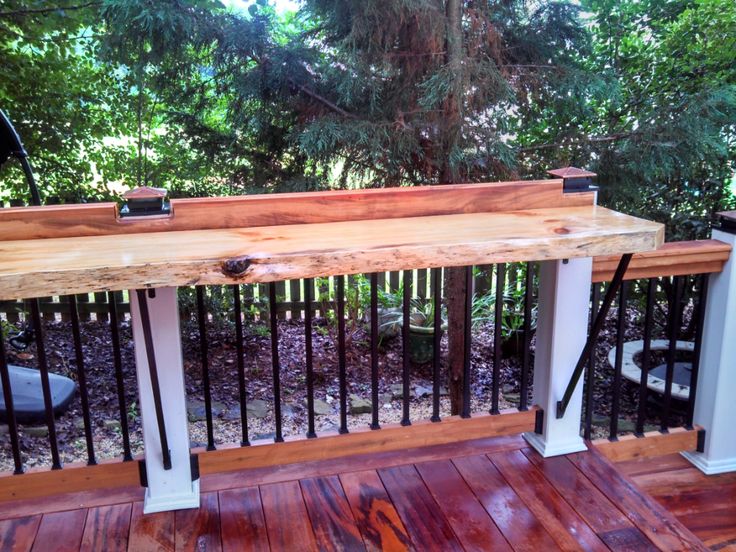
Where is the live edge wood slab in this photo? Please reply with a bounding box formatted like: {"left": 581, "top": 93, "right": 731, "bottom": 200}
{"left": 0, "top": 180, "right": 663, "bottom": 299}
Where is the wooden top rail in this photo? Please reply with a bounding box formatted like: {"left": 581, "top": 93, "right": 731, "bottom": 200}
{"left": 592, "top": 239, "right": 731, "bottom": 282}
{"left": 0, "top": 180, "right": 663, "bottom": 299}
{"left": 0, "top": 179, "right": 594, "bottom": 241}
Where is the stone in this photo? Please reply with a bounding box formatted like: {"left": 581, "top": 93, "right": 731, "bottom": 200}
{"left": 349, "top": 394, "right": 372, "bottom": 415}
{"left": 282, "top": 403, "right": 297, "bottom": 417}
{"left": 187, "top": 399, "right": 225, "bottom": 422}
{"left": 246, "top": 399, "right": 270, "bottom": 419}
{"left": 73, "top": 417, "right": 86, "bottom": 431}
{"left": 389, "top": 384, "right": 404, "bottom": 400}
{"left": 313, "top": 399, "right": 332, "bottom": 416}
{"left": 413, "top": 384, "right": 433, "bottom": 399}
{"left": 379, "top": 393, "right": 393, "bottom": 405}
{"left": 0, "top": 364, "right": 76, "bottom": 424}
{"left": 223, "top": 405, "right": 242, "bottom": 421}
{"left": 25, "top": 425, "right": 49, "bottom": 437}
{"left": 504, "top": 393, "right": 520, "bottom": 403}
{"left": 0, "top": 424, "right": 8, "bottom": 435}
{"left": 103, "top": 419, "right": 121, "bottom": 431}
{"left": 502, "top": 383, "right": 516, "bottom": 394}
{"left": 439, "top": 385, "right": 449, "bottom": 396}
{"left": 251, "top": 432, "right": 276, "bottom": 441}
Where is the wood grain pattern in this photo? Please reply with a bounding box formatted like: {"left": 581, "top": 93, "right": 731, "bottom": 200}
{"left": 592, "top": 239, "right": 731, "bottom": 282}
{"left": 415, "top": 459, "right": 511, "bottom": 551}
{"left": 0, "top": 515, "right": 40, "bottom": 552}
{"left": 339, "top": 470, "right": 412, "bottom": 552}
{"left": 197, "top": 409, "right": 536, "bottom": 478}
{"left": 0, "top": 207, "right": 662, "bottom": 299}
{"left": 300, "top": 476, "right": 366, "bottom": 551}
{"left": 0, "top": 180, "right": 591, "bottom": 241}
{"left": 218, "top": 487, "right": 270, "bottom": 552}
{"left": 520, "top": 449, "right": 655, "bottom": 551}
{"left": 260, "top": 480, "right": 318, "bottom": 552}
{"left": 568, "top": 447, "right": 709, "bottom": 551}
{"left": 378, "top": 464, "right": 463, "bottom": 552}
{"left": 0, "top": 457, "right": 141, "bottom": 504}
{"left": 31, "top": 509, "right": 88, "bottom": 552}
{"left": 489, "top": 449, "right": 607, "bottom": 552}
{"left": 675, "top": 508, "right": 736, "bottom": 549}
{"left": 592, "top": 426, "right": 700, "bottom": 462}
{"left": 127, "top": 501, "right": 174, "bottom": 552}
{"left": 79, "top": 503, "right": 132, "bottom": 552}
{"left": 174, "top": 492, "right": 222, "bottom": 552}
{"left": 451, "top": 454, "right": 558, "bottom": 552}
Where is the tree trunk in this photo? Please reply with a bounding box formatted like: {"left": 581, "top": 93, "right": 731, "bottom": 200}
{"left": 442, "top": 0, "right": 466, "bottom": 415}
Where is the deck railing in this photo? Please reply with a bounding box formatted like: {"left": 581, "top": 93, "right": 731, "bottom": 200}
{"left": 0, "top": 239, "right": 730, "bottom": 481}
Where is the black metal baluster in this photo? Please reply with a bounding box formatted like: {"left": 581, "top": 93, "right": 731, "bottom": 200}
{"left": 232, "top": 285, "right": 250, "bottom": 446}
{"left": 635, "top": 278, "right": 657, "bottom": 437}
{"left": 30, "top": 299, "right": 62, "bottom": 469}
{"left": 520, "top": 262, "right": 534, "bottom": 412}
{"left": 609, "top": 282, "right": 629, "bottom": 441}
{"left": 370, "top": 273, "right": 380, "bottom": 430}
{"left": 431, "top": 268, "right": 442, "bottom": 422}
{"left": 108, "top": 292, "right": 132, "bottom": 461}
{"left": 0, "top": 326, "right": 24, "bottom": 473}
{"left": 584, "top": 283, "right": 601, "bottom": 441}
{"left": 337, "top": 275, "right": 348, "bottom": 434}
{"left": 661, "top": 276, "right": 683, "bottom": 432}
{"left": 196, "top": 287, "right": 216, "bottom": 451}
{"left": 686, "top": 275, "right": 709, "bottom": 429}
{"left": 491, "top": 263, "right": 505, "bottom": 415}
{"left": 304, "top": 278, "right": 316, "bottom": 438}
{"left": 68, "top": 295, "right": 96, "bottom": 465}
{"left": 462, "top": 266, "right": 473, "bottom": 418}
{"left": 269, "top": 283, "right": 284, "bottom": 442}
{"left": 401, "top": 270, "right": 412, "bottom": 426}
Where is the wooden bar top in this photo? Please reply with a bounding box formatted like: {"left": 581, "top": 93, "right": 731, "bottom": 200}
{"left": 0, "top": 205, "right": 663, "bottom": 299}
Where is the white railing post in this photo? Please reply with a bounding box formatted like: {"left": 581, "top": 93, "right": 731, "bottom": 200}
{"left": 683, "top": 214, "right": 736, "bottom": 474}
{"left": 130, "top": 287, "right": 200, "bottom": 513}
{"left": 524, "top": 257, "right": 592, "bottom": 457}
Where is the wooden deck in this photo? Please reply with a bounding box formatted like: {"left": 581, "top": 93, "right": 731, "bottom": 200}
{"left": 618, "top": 453, "right": 736, "bottom": 550}
{"left": 0, "top": 433, "right": 711, "bottom": 551}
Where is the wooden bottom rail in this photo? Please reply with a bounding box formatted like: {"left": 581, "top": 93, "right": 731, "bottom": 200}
{"left": 0, "top": 408, "right": 536, "bottom": 503}
{"left": 592, "top": 426, "right": 701, "bottom": 463}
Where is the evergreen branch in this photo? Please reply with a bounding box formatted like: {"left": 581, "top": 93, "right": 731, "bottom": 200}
{"left": 519, "top": 131, "right": 637, "bottom": 153}
{"left": 291, "top": 80, "right": 358, "bottom": 120}
{"left": 0, "top": 2, "right": 100, "bottom": 18}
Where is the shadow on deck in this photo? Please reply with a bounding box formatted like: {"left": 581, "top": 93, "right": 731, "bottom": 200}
{"left": 0, "top": 434, "right": 713, "bottom": 551}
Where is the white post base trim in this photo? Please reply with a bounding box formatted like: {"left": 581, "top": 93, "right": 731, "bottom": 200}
{"left": 143, "top": 479, "right": 200, "bottom": 514}
{"left": 682, "top": 451, "right": 736, "bottom": 476}
{"left": 523, "top": 431, "right": 587, "bottom": 458}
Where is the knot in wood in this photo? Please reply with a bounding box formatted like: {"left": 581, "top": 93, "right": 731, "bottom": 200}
{"left": 222, "top": 256, "right": 251, "bottom": 277}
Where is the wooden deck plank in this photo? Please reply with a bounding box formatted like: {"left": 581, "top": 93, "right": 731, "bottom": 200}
{"left": 339, "top": 470, "right": 412, "bottom": 552}
{"left": 452, "top": 454, "right": 558, "bottom": 552}
{"left": 79, "top": 503, "right": 132, "bottom": 552}
{"left": 569, "top": 448, "right": 709, "bottom": 551}
{"left": 260, "top": 480, "right": 318, "bottom": 552}
{"left": 31, "top": 509, "right": 87, "bottom": 552}
{"left": 676, "top": 508, "right": 736, "bottom": 550}
{"left": 520, "top": 448, "right": 655, "bottom": 551}
{"left": 0, "top": 515, "right": 41, "bottom": 552}
{"left": 415, "top": 459, "right": 512, "bottom": 551}
{"left": 616, "top": 453, "right": 693, "bottom": 478}
{"left": 378, "top": 464, "right": 463, "bottom": 552}
{"left": 0, "top": 206, "right": 662, "bottom": 299}
{"left": 127, "top": 501, "right": 174, "bottom": 552}
{"left": 201, "top": 433, "right": 527, "bottom": 494}
{"left": 174, "top": 492, "right": 221, "bottom": 552}
{"left": 218, "top": 487, "right": 270, "bottom": 552}
{"left": 489, "top": 449, "right": 607, "bottom": 552}
{"left": 300, "top": 475, "right": 366, "bottom": 551}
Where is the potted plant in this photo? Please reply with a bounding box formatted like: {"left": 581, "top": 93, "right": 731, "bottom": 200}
{"left": 379, "top": 297, "right": 446, "bottom": 363}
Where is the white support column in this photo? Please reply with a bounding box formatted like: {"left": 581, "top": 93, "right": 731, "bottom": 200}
{"left": 524, "top": 257, "right": 592, "bottom": 457}
{"left": 683, "top": 226, "right": 736, "bottom": 475}
{"left": 130, "top": 287, "right": 199, "bottom": 513}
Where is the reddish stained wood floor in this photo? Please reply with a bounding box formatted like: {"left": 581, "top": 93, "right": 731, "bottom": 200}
{"left": 0, "top": 434, "right": 710, "bottom": 551}
{"left": 617, "top": 453, "right": 736, "bottom": 551}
